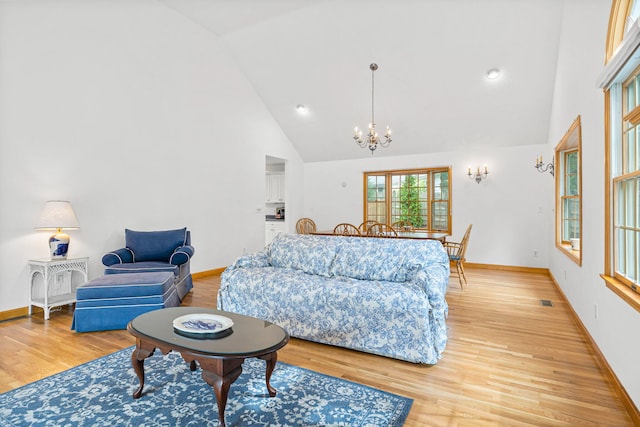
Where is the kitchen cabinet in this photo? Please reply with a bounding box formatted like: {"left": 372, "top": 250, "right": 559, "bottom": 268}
{"left": 265, "top": 173, "right": 285, "bottom": 203}
{"left": 265, "top": 221, "right": 285, "bottom": 245}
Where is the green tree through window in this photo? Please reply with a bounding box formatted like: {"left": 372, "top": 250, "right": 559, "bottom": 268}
{"left": 398, "top": 175, "right": 424, "bottom": 227}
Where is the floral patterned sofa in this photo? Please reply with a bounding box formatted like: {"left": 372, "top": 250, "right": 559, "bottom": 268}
{"left": 217, "top": 233, "right": 450, "bottom": 364}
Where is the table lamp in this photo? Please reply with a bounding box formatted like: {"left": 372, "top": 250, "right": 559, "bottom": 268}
{"left": 35, "top": 200, "right": 80, "bottom": 259}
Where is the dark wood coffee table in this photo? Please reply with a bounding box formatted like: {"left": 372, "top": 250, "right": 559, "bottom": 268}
{"left": 127, "top": 307, "right": 290, "bottom": 427}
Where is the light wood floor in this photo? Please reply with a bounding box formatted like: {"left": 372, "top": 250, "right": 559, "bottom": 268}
{"left": 0, "top": 267, "right": 634, "bottom": 426}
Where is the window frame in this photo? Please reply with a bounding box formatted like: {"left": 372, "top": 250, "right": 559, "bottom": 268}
{"left": 554, "top": 116, "right": 582, "bottom": 265}
{"left": 612, "top": 68, "right": 640, "bottom": 291}
{"left": 600, "top": 0, "right": 640, "bottom": 313}
{"left": 363, "top": 167, "right": 452, "bottom": 234}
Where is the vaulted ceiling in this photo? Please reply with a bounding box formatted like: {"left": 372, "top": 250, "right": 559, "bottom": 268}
{"left": 161, "top": 0, "right": 568, "bottom": 162}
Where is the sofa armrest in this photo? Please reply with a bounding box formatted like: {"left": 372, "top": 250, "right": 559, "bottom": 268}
{"left": 169, "top": 245, "right": 195, "bottom": 266}
{"left": 102, "top": 248, "right": 134, "bottom": 266}
{"left": 226, "top": 251, "right": 270, "bottom": 271}
{"left": 412, "top": 266, "right": 449, "bottom": 307}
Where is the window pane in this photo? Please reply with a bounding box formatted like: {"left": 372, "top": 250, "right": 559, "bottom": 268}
{"left": 630, "top": 125, "right": 639, "bottom": 173}
{"left": 624, "top": 179, "right": 638, "bottom": 227}
{"left": 367, "top": 175, "right": 384, "bottom": 202}
{"left": 366, "top": 175, "right": 386, "bottom": 223}
{"left": 625, "top": 229, "right": 637, "bottom": 281}
{"left": 567, "top": 175, "right": 578, "bottom": 195}
{"left": 562, "top": 197, "right": 580, "bottom": 240}
{"left": 614, "top": 177, "right": 640, "bottom": 283}
{"left": 635, "top": 73, "right": 640, "bottom": 108}
{"left": 433, "top": 171, "right": 448, "bottom": 200}
{"left": 616, "top": 227, "right": 626, "bottom": 274}
{"left": 564, "top": 150, "right": 579, "bottom": 196}
{"left": 566, "top": 151, "right": 578, "bottom": 174}
{"left": 393, "top": 173, "right": 427, "bottom": 228}
{"left": 431, "top": 201, "right": 448, "bottom": 231}
{"left": 627, "top": 78, "right": 636, "bottom": 111}
{"left": 626, "top": 126, "right": 636, "bottom": 174}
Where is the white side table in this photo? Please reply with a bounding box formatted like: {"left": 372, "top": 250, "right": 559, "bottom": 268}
{"left": 28, "top": 257, "right": 89, "bottom": 320}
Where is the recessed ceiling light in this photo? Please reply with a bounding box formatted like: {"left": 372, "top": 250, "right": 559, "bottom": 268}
{"left": 296, "top": 104, "right": 308, "bottom": 114}
{"left": 486, "top": 68, "right": 502, "bottom": 80}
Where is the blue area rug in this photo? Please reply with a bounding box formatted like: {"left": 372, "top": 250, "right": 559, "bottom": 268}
{"left": 0, "top": 346, "right": 412, "bottom": 426}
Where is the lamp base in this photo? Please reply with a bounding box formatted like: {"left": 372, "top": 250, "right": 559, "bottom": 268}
{"left": 49, "top": 232, "right": 70, "bottom": 259}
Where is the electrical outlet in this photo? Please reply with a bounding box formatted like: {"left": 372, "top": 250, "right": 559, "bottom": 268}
{"left": 533, "top": 250, "right": 538, "bottom": 257}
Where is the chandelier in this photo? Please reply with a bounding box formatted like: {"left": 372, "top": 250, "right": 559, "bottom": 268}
{"left": 353, "top": 63, "right": 392, "bottom": 154}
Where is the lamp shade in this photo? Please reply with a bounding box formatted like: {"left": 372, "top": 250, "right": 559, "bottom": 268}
{"left": 35, "top": 200, "right": 80, "bottom": 230}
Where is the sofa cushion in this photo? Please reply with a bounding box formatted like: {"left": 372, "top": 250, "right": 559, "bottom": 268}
{"left": 76, "top": 272, "right": 175, "bottom": 299}
{"left": 268, "top": 234, "right": 339, "bottom": 277}
{"left": 125, "top": 228, "right": 188, "bottom": 262}
{"left": 104, "top": 261, "right": 178, "bottom": 276}
{"left": 329, "top": 237, "right": 407, "bottom": 282}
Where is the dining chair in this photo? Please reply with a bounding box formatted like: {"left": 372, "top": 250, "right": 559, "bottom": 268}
{"left": 295, "top": 218, "right": 317, "bottom": 234}
{"left": 333, "top": 223, "right": 361, "bottom": 236}
{"left": 443, "top": 224, "right": 472, "bottom": 289}
{"left": 366, "top": 223, "right": 398, "bottom": 238}
{"left": 358, "top": 220, "right": 380, "bottom": 234}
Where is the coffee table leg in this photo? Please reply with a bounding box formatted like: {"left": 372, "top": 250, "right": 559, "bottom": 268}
{"left": 200, "top": 359, "right": 244, "bottom": 427}
{"left": 257, "top": 351, "right": 278, "bottom": 397}
{"left": 131, "top": 345, "right": 154, "bottom": 399}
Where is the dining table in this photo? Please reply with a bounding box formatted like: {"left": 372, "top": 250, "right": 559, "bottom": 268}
{"left": 311, "top": 229, "right": 448, "bottom": 242}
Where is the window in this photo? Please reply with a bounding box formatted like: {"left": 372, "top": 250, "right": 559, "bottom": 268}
{"left": 364, "top": 167, "right": 451, "bottom": 233}
{"left": 555, "top": 116, "right": 582, "bottom": 265}
{"left": 600, "top": 0, "right": 640, "bottom": 311}
{"left": 615, "top": 69, "right": 640, "bottom": 288}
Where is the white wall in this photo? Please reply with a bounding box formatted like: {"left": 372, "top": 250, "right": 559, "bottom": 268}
{"left": 0, "top": 0, "right": 303, "bottom": 312}
{"left": 304, "top": 143, "right": 550, "bottom": 268}
{"left": 547, "top": 0, "right": 640, "bottom": 409}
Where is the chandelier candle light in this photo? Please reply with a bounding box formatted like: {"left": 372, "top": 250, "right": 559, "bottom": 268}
{"left": 353, "top": 63, "right": 392, "bottom": 154}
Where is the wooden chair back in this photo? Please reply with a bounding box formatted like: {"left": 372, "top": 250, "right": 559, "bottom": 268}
{"left": 296, "top": 218, "right": 317, "bottom": 234}
{"left": 333, "top": 223, "right": 361, "bottom": 236}
{"left": 358, "top": 220, "right": 380, "bottom": 233}
{"left": 444, "top": 224, "right": 473, "bottom": 289}
{"left": 366, "top": 223, "right": 398, "bottom": 237}
{"left": 458, "top": 224, "right": 473, "bottom": 259}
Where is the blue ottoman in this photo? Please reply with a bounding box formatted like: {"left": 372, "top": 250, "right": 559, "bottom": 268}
{"left": 72, "top": 272, "right": 178, "bottom": 332}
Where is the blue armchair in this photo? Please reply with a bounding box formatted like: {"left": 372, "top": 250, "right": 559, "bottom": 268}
{"left": 102, "top": 228, "right": 194, "bottom": 300}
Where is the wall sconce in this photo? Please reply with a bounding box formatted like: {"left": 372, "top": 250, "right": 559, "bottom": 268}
{"left": 467, "top": 165, "right": 488, "bottom": 184}
{"left": 535, "top": 155, "right": 554, "bottom": 176}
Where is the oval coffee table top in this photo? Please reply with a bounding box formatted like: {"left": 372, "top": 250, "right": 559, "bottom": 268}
{"left": 129, "top": 307, "right": 289, "bottom": 358}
